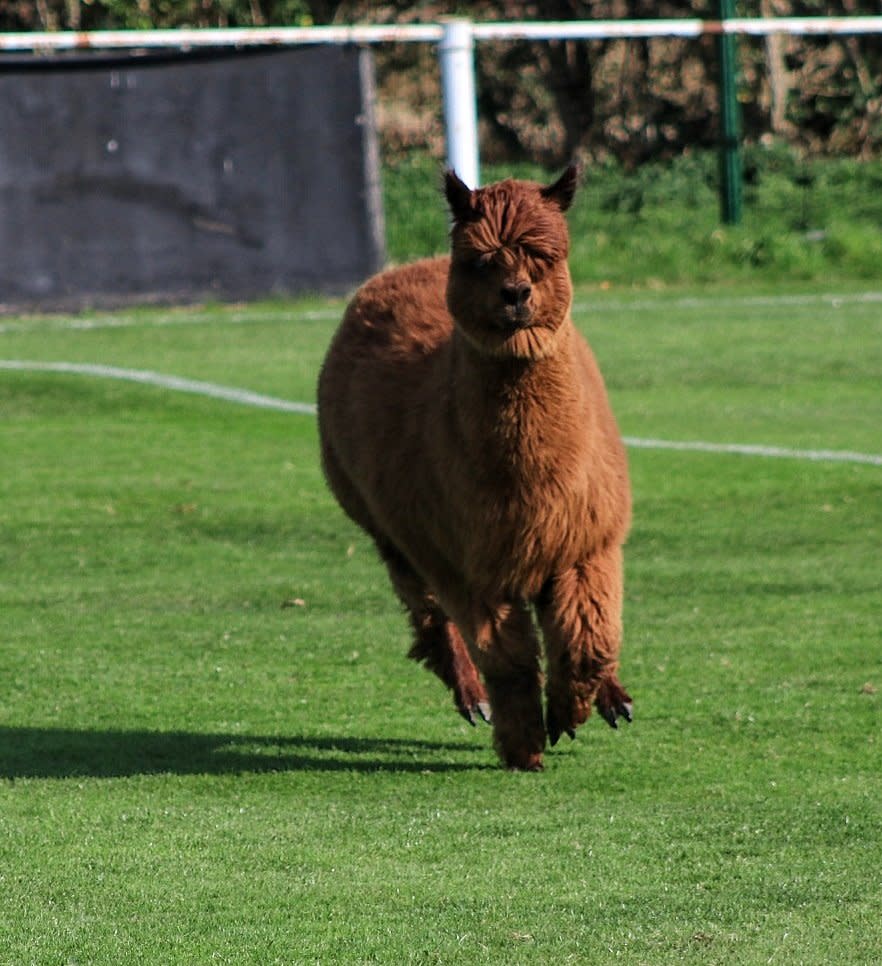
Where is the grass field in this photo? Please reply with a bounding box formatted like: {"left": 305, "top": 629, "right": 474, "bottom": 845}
{"left": 1, "top": 286, "right": 880, "bottom": 964}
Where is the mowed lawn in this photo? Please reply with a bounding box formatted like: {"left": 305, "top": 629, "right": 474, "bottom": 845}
{"left": 1, "top": 287, "right": 880, "bottom": 964}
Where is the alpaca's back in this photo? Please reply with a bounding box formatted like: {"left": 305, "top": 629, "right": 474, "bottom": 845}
{"left": 318, "top": 256, "right": 454, "bottom": 541}
{"left": 327, "top": 256, "right": 452, "bottom": 361}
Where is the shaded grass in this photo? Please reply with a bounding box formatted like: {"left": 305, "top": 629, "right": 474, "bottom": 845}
{"left": 1, "top": 292, "right": 881, "bottom": 963}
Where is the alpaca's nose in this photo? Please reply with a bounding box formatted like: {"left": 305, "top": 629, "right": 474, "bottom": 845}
{"left": 501, "top": 281, "right": 532, "bottom": 306}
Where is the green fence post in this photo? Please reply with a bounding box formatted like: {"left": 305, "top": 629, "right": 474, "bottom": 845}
{"left": 717, "top": 0, "right": 743, "bottom": 224}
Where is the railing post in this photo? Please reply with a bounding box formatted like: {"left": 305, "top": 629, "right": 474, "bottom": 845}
{"left": 717, "top": 0, "right": 743, "bottom": 224}
{"left": 439, "top": 18, "right": 480, "bottom": 188}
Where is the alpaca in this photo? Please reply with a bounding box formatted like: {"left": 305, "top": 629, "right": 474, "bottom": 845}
{"left": 317, "top": 166, "right": 632, "bottom": 770}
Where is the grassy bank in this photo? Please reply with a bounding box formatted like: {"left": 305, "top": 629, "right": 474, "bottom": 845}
{"left": 383, "top": 147, "right": 882, "bottom": 288}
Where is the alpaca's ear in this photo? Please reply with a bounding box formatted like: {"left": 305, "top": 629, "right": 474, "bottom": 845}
{"left": 444, "top": 169, "right": 479, "bottom": 222}
{"left": 541, "top": 163, "right": 580, "bottom": 212}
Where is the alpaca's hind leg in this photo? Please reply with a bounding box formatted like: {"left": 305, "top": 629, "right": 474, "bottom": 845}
{"left": 538, "top": 545, "right": 633, "bottom": 745}
{"left": 465, "top": 601, "right": 546, "bottom": 771}
{"left": 378, "top": 544, "right": 489, "bottom": 725}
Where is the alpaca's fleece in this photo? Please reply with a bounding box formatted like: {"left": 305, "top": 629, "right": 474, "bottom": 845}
{"left": 318, "top": 168, "right": 632, "bottom": 770}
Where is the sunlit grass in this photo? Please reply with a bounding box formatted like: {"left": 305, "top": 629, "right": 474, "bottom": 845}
{"left": 1, "top": 289, "right": 880, "bottom": 963}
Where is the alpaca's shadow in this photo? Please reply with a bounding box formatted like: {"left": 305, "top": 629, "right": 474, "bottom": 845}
{"left": 0, "top": 726, "right": 492, "bottom": 780}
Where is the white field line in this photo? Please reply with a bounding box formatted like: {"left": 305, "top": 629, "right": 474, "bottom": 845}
{"left": 0, "top": 307, "right": 340, "bottom": 335}
{"left": 2, "top": 290, "right": 882, "bottom": 336}
{"left": 573, "top": 290, "right": 882, "bottom": 314}
{"left": 622, "top": 436, "right": 882, "bottom": 467}
{"left": 0, "top": 360, "right": 317, "bottom": 415}
{"left": 3, "top": 358, "right": 881, "bottom": 468}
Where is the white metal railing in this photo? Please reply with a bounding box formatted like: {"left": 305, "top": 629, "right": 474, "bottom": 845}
{"left": 4, "top": 18, "right": 882, "bottom": 49}
{"left": 2, "top": 17, "right": 881, "bottom": 191}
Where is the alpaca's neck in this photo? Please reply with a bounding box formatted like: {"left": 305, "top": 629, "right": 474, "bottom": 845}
{"left": 451, "top": 317, "right": 577, "bottom": 395}
{"left": 449, "top": 321, "right": 584, "bottom": 468}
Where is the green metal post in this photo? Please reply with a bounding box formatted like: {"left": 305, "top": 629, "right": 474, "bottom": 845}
{"left": 717, "top": 0, "right": 743, "bottom": 224}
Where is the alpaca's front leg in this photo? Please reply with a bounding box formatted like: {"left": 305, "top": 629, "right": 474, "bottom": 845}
{"left": 538, "top": 545, "right": 633, "bottom": 745}
{"left": 467, "top": 600, "right": 546, "bottom": 771}
{"left": 378, "top": 542, "right": 490, "bottom": 725}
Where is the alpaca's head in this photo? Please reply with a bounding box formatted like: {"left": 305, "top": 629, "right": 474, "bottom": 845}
{"left": 444, "top": 167, "right": 577, "bottom": 360}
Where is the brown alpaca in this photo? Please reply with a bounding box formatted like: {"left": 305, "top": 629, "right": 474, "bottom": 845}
{"left": 317, "top": 167, "right": 632, "bottom": 770}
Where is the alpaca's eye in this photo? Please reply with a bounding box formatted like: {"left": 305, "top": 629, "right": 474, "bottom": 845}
{"left": 522, "top": 247, "right": 554, "bottom": 279}
{"left": 524, "top": 246, "right": 552, "bottom": 267}
{"left": 470, "top": 253, "right": 493, "bottom": 271}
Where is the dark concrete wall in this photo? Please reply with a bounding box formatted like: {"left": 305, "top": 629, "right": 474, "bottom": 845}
{"left": 0, "top": 46, "right": 384, "bottom": 311}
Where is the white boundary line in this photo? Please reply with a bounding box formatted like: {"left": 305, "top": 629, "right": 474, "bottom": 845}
{"left": 0, "top": 306, "right": 340, "bottom": 335}
{"left": 3, "top": 359, "right": 880, "bottom": 467}
{"left": 573, "top": 290, "right": 882, "bottom": 315}
{"left": 0, "top": 360, "right": 316, "bottom": 415}
{"left": 622, "top": 436, "right": 882, "bottom": 467}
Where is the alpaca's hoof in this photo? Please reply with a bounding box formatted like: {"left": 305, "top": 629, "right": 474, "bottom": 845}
{"left": 459, "top": 700, "right": 493, "bottom": 727}
{"left": 600, "top": 699, "right": 633, "bottom": 729}
{"left": 546, "top": 705, "right": 577, "bottom": 746}
{"left": 595, "top": 679, "right": 634, "bottom": 730}
{"left": 505, "top": 752, "right": 544, "bottom": 772}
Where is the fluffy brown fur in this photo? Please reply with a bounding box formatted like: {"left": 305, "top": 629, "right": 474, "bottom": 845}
{"left": 317, "top": 167, "right": 632, "bottom": 770}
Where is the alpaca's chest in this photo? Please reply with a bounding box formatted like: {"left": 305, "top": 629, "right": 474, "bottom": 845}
{"left": 461, "top": 464, "right": 597, "bottom": 597}
{"left": 405, "top": 433, "right": 599, "bottom": 600}
{"left": 380, "top": 360, "right": 627, "bottom": 601}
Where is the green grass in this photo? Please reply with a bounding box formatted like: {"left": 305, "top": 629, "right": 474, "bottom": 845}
{"left": 384, "top": 148, "right": 882, "bottom": 287}
{"left": 1, "top": 287, "right": 881, "bottom": 964}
